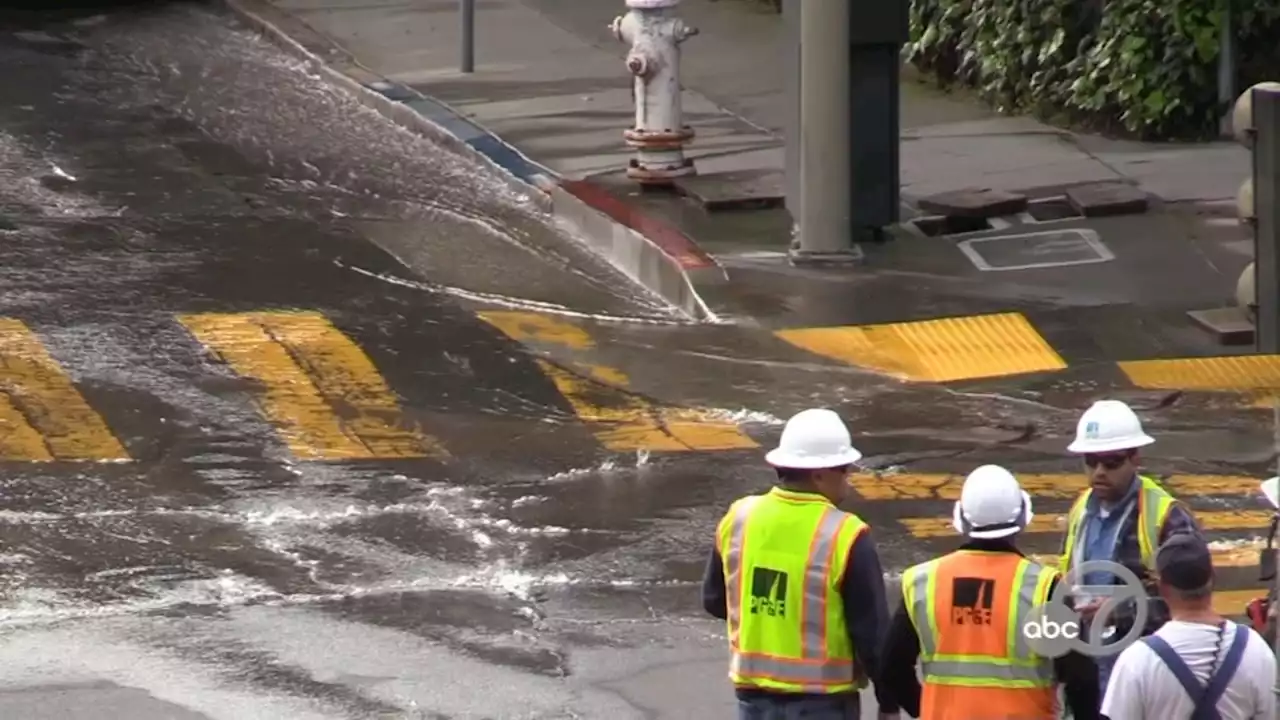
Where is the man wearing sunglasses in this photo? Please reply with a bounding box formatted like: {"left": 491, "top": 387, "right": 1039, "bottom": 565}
{"left": 1058, "top": 399, "right": 1203, "bottom": 695}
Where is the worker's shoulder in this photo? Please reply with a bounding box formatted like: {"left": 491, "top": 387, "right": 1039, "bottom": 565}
{"left": 1235, "top": 622, "right": 1278, "bottom": 664}
{"left": 1021, "top": 553, "right": 1057, "bottom": 570}
{"left": 715, "top": 493, "right": 766, "bottom": 526}
{"left": 819, "top": 506, "right": 873, "bottom": 536}
{"left": 723, "top": 492, "right": 765, "bottom": 512}
{"left": 1020, "top": 556, "right": 1062, "bottom": 584}
{"left": 901, "top": 554, "right": 945, "bottom": 576}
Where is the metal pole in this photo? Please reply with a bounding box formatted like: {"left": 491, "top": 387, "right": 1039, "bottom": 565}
{"left": 1273, "top": 402, "right": 1280, "bottom": 691}
{"left": 1217, "top": 0, "right": 1235, "bottom": 133}
{"left": 783, "top": 0, "right": 801, "bottom": 227}
{"left": 1218, "top": 0, "right": 1234, "bottom": 105}
{"left": 792, "top": 0, "right": 854, "bottom": 261}
{"left": 1254, "top": 87, "right": 1280, "bottom": 352}
{"left": 460, "top": 0, "right": 475, "bottom": 74}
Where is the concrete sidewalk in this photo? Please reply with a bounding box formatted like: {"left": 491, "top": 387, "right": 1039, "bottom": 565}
{"left": 277, "top": 0, "right": 1247, "bottom": 203}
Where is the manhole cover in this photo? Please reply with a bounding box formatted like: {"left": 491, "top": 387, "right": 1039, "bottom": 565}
{"left": 957, "top": 229, "right": 1112, "bottom": 271}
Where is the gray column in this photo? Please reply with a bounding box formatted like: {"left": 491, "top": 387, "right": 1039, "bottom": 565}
{"left": 1255, "top": 88, "right": 1280, "bottom": 352}
{"left": 783, "top": 0, "right": 801, "bottom": 225}
{"left": 460, "top": 0, "right": 475, "bottom": 73}
{"left": 790, "top": 0, "right": 856, "bottom": 263}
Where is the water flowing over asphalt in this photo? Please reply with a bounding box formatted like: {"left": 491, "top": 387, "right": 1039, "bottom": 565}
{"left": 0, "top": 3, "right": 1271, "bottom": 718}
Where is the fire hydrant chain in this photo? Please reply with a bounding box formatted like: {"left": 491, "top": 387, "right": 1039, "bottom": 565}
{"left": 610, "top": 0, "right": 698, "bottom": 184}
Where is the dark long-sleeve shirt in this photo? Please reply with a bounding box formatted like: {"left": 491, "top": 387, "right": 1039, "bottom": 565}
{"left": 702, "top": 525, "right": 898, "bottom": 713}
{"left": 877, "top": 539, "right": 1100, "bottom": 719}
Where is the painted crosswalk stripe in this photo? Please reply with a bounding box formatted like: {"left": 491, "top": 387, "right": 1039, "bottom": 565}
{"left": 1212, "top": 589, "right": 1266, "bottom": 617}
{"left": 850, "top": 473, "right": 1263, "bottom": 501}
{"left": 179, "top": 311, "right": 444, "bottom": 461}
{"left": 901, "top": 510, "right": 1273, "bottom": 538}
{"left": 478, "top": 311, "right": 757, "bottom": 452}
{"left": 774, "top": 312, "right": 1066, "bottom": 383}
{"left": 0, "top": 319, "right": 129, "bottom": 461}
{"left": 1031, "top": 541, "right": 1264, "bottom": 569}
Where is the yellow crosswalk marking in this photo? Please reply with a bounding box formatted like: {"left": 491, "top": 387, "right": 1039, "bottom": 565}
{"left": 475, "top": 311, "right": 596, "bottom": 350}
{"left": 850, "top": 473, "right": 1263, "bottom": 500}
{"left": 478, "top": 311, "right": 757, "bottom": 451}
{"left": 179, "top": 311, "right": 444, "bottom": 461}
{"left": 901, "top": 510, "right": 1273, "bottom": 538}
{"left": 0, "top": 319, "right": 128, "bottom": 461}
{"left": 1031, "top": 542, "right": 1264, "bottom": 569}
{"left": 1213, "top": 589, "right": 1266, "bottom": 617}
{"left": 774, "top": 313, "right": 1066, "bottom": 382}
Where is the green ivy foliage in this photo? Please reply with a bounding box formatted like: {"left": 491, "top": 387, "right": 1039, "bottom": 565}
{"left": 906, "top": 0, "right": 1280, "bottom": 140}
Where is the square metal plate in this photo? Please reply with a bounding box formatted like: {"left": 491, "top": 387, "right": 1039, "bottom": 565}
{"left": 957, "top": 229, "right": 1113, "bottom": 271}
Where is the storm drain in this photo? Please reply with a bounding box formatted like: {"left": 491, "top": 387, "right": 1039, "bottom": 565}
{"left": 1025, "top": 197, "right": 1083, "bottom": 222}
{"left": 957, "top": 229, "right": 1113, "bottom": 271}
{"left": 910, "top": 215, "right": 993, "bottom": 237}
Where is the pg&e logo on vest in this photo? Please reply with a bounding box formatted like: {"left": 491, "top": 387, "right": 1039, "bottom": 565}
{"left": 950, "top": 577, "right": 996, "bottom": 625}
{"left": 749, "top": 568, "right": 788, "bottom": 617}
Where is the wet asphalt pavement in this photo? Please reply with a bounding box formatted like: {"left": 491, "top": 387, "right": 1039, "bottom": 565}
{"left": 0, "top": 2, "right": 1274, "bottom": 718}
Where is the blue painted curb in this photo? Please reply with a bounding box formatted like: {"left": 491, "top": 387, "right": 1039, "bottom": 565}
{"left": 366, "top": 80, "right": 559, "bottom": 191}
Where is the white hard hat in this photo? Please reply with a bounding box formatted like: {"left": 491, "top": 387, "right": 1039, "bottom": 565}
{"left": 1066, "top": 399, "right": 1154, "bottom": 454}
{"left": 951, "top": 464, "right": 1034, "bottom": 539}
{"left": 764, "top": 408, "right": 863, "bottom": 470}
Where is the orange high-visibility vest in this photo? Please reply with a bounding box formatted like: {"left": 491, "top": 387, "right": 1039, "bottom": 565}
{"left": 902, "top": 550, "right": 1058, "bottom": 719}
{"left": 717, "top": 487, "right": 869, "bottom": 694}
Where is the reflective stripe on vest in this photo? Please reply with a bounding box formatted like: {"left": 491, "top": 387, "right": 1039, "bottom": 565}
{"left": 904, "top": 553, "right": 1057, "bottom": 690}
{"left": 1059, "top": 474, "right": 1176, "bottom": 574}
{"left": 720, "top": 491, "right": 867, "bottom": 692}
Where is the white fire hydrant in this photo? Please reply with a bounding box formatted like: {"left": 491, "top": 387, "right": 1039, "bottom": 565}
{"left": 610, "top": 0, "right": 698, "bottom": 184}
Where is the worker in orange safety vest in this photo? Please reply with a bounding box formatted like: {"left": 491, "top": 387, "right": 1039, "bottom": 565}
{"left": 878, "top": 465, "right": 1100, "bottom": 719}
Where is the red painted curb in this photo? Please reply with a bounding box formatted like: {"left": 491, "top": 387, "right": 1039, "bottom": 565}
{"left": 560, "top": 180, "right": 717, "bottom": 271}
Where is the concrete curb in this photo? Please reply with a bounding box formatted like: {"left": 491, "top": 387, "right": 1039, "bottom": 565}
{"left": 219, "top": 0, "right": 724, "bottom": 321}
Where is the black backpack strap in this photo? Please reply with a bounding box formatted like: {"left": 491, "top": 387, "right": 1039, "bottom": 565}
{"left": 1142, "top": 635, "right": 1207, "bottom": 707}
{"left": 1197, "top": 624, "right": 1251, "bottom": 717}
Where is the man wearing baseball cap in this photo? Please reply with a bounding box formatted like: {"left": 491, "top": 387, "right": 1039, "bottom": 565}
{"left": 1101, "top": 533, "right": 1276, "bottom": 719}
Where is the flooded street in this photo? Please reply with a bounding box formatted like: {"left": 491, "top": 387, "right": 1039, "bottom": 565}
{"left": 0, "top": 2, "right": 1272, "bottom": 717}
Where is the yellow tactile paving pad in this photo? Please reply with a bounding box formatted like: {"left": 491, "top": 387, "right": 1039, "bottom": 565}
{"left": 775, "top": 312, "right": 1066, "bottom": 382}
{"left": 1119, "top": 354, "right": 1280, "bottom": 393}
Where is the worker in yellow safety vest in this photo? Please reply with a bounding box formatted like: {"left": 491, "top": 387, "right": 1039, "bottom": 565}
{"left": 701, "top": 408, "right": 899, "bottom": 719}
{"left": 879, "top": 465, "right": 1100, "bottom": 719}
{"left": 1057, "top": 399, "right": 1203, "bottom": 693}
